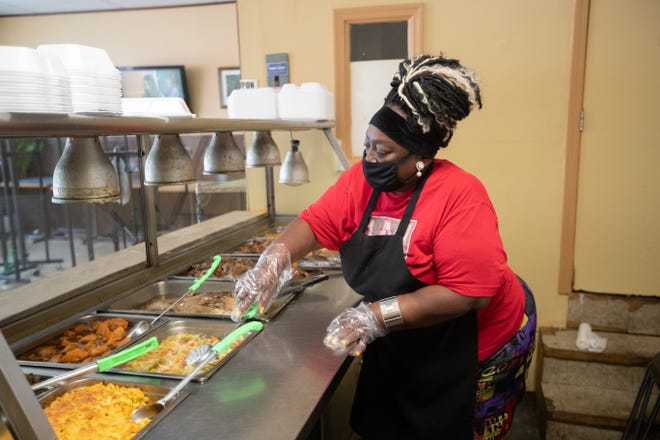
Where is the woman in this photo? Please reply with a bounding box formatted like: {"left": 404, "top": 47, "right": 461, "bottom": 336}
{"left": 231, "top": 54, "right": 537, "bottom": 439}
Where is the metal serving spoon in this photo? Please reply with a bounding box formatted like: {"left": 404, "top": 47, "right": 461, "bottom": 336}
{"left": 125, "top": 255, "right": 223, "bottom": 340}
{"left": 130, "top": 320, "right": 263, "bottom": 423}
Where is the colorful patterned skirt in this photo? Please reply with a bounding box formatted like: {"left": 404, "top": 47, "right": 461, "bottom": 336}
{"left": 473, "top": 278, "right": 537, "bottom": 440}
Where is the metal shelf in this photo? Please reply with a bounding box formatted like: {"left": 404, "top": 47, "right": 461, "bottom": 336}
{"left": 0, "top": 112, "right": 333, "bottom": 137}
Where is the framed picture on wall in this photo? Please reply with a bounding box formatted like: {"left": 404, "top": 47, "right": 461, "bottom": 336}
{"left": 118, "top": 65, "right": 191, "bottom": 109}
{"left": 218, "top": 67, "right": 240, "bottom": 108}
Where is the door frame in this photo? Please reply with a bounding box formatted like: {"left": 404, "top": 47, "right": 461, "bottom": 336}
{"left": 333, "top": 3, "right": 423, "bottom": 161}
{"left": 558, "top": 0, "right": 590, "bottom": 294}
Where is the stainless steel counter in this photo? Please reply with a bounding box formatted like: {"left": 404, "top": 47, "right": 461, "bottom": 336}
{"left": 140, "top": 273, "right": 360, "bottom": 439}
{"left": 16, "top": 273, "right": 360, "bottom": 439}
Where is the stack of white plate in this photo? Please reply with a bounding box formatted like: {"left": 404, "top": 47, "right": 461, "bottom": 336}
{"left": 37, "top": 44, "right": 122, "bottom": 115}
{"left": 0, "top": 46, "right": 72, "bottom": 114}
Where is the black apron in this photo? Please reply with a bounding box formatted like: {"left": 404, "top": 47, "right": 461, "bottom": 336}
{"left": 339, "top": 167, "right": 477, "bottom": 439}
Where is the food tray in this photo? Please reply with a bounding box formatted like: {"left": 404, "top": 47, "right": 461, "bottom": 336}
{"left": 175, "top": 255, "right": 329, "bottom": 286}
{"left": 11, "top": 313, "right": 165, "bottom": 370}
{"left": 99, "top": 279, "right": 301, "bottom": 321}
{"left": 38, "top": 377, "right": 190, "bottom": 440}
{"left": 109, "top": 318, "right": 260, "bottom": 382}
{"left": 224, "top": 237, "right": 275, "bottom": 256}
{"left": 298, "top": 248, "right": 342, "bottom": 270}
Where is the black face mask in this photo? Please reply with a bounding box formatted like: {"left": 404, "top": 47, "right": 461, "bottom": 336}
{"left": 362, "top": 151, "right": 415, "bottom": 192}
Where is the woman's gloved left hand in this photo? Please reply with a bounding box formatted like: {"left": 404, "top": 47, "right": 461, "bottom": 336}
{"left": 323, "top": 302, "right": 387, "bottom": 356}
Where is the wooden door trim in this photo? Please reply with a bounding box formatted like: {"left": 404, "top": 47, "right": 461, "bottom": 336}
{"left": 333, "top": 3, "right": 423, "bottom": 161}
{"left": 558, "top": 0, "right": 590, "bottom": 294}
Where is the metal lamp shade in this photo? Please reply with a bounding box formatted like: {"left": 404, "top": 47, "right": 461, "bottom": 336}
{"left": 246, "top": 131, "right": 281, "bottom": 167}
{"left": 52, "top": 137, "right": 120, "bottom": 204}
{"left": 144, "top": 134, "right": 194, "bottom": 185}
{"left": 203, "top": 132, "right": 245, "bottom": 174}
{"left": 279, "top": 140, "right": 309, "bottom": 186}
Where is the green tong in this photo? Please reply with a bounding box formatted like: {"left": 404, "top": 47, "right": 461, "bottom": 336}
{"left": 185, "top": 320, "right": 262, "bottom": 366}
{"left": 31, "top": 336, "right": 159, "bottom": 391}
{"left": 126, "top": 255, "right": 223, "bottom": 339}
{"left": 131, "top": 321, "right": 263, "bottom": 423}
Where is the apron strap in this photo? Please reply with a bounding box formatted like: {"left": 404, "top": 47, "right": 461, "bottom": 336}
{"left": 395, "top": 161, "right": 433, "bottom": 237}
{"left": 357, "top": 188, "right": 381, "bottom": 232}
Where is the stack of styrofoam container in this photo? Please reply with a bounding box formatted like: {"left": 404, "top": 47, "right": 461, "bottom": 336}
{"left": 227, "top": 87, "right": 278, "bottom": 119}
{"left": 0, "top": 45, "right": 72, "bottom": 114}
{"left": 227, "top": 82, "right": 334, "bottom": 120}
{"left": 277, "top": 82, "right": 334, "bottom": 120}
{"left": 36, "top": 44, "right": 123, "bottom": 115}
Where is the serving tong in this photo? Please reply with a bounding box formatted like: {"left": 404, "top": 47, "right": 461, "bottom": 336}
{"left": 31, "top": 336, "right": 159, "bottom": 391}
{"left": 130, "top": 320, "right": 263, "bottom": 422}
{"left": 125, "top": 255, "right": 223, "bottom": 340}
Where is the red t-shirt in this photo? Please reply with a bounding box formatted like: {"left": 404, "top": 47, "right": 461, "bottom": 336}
{"left": 299, "top": 159, "right": 525, "bottom": 360}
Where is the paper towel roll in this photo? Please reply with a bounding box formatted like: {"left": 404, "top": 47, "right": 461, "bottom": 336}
{"left": 576, "top": 322, "right": 592, "bottom": 350}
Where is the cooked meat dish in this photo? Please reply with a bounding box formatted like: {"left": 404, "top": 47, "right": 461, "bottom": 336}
{"left": 186, "top": 257, "right": 256, "bottom": 280}
{"left": 135, "top": 291, "right": 236, "bottom": 315}
{"left": 17, "top": 317, "right": 132, "bottom": 364}
{"left": 229, "top": 239, "right": 272, "bottom": 254}
{"left": 186, "top": 256, "right": 320, "bottom": 283}
{"left": 176, "top": 290, "right": 236, "bottom": 314}
{"left": 310, "top": 248, "right": 340, "bottom": 260}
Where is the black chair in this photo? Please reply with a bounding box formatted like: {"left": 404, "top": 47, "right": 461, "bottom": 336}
{"left": 622, "top": 352, "right": 660, "bottom": 440}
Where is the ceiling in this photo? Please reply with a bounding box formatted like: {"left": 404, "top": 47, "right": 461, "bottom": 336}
{"left": 0, "top": 0, "right": 232, "bottom": 17}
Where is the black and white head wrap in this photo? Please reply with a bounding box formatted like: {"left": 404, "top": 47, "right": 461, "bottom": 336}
{"left": 369, "top": 54, "right": 482, "bottom": 157}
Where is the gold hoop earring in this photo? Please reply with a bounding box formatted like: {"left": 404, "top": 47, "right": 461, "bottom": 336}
{"left": 416, "top": 161, "right": 425, "bottom": 177}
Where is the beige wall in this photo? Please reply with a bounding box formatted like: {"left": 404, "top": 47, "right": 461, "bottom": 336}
{"left": 238, "top": 0, "right": 574, "bottom": 329}
{"left": 0, "top": 4, "right": 239, "bottom": 117}
{"left": 0, "top": 1, "right": 572, "bottom": 330}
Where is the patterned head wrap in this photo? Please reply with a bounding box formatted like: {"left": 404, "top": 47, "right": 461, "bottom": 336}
{"left": 371, "top": 54, "right": 482, "bottom": 157}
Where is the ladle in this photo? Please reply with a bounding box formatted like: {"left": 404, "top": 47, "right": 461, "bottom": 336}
{"left": 32, "top": 336, "right": 159, "bottom": 391}
{"left": 125, "top": 255, "right": 223, "bottom": 340}
{"left": 130, "top": 320, "right": 263, "bottom": 423}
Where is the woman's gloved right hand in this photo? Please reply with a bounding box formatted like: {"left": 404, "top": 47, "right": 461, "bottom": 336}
{"left": 231, "top": 242, "right": 293, "bottom": 322}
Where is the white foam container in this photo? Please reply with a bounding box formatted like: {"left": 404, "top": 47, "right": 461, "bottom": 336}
{"left": 227, "top": 87, "right": 278, "bottom": 119}
{"left": 277, "top": 82, "right": 334, "bottom": 120}
{"left": 121, "top": 97, "right": 194, "bottom": 118}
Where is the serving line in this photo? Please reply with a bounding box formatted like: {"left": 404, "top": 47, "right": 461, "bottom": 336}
{"left": 140, "top": 274, "right": 361, "bottom": 440}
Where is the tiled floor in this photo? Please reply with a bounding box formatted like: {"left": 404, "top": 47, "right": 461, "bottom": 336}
{"left": 0, "top": 230, "right": 119, "bottom": 291}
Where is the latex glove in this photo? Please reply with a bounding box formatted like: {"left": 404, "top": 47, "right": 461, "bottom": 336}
{"left": 231, "top": 242, "right": 293, "bottom": 322}
{"left": 323, "top": 302, "right": 388, "bottom": 356}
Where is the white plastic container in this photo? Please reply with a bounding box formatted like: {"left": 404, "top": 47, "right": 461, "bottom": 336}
{"left": 121, "top": 97, "right": 195, "bottom": 118}
{"left": 227, "top": 87, "right": 278, "bottom": 119}
{"left": 277, "top": 82, "right": 334, "bottom": 120}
